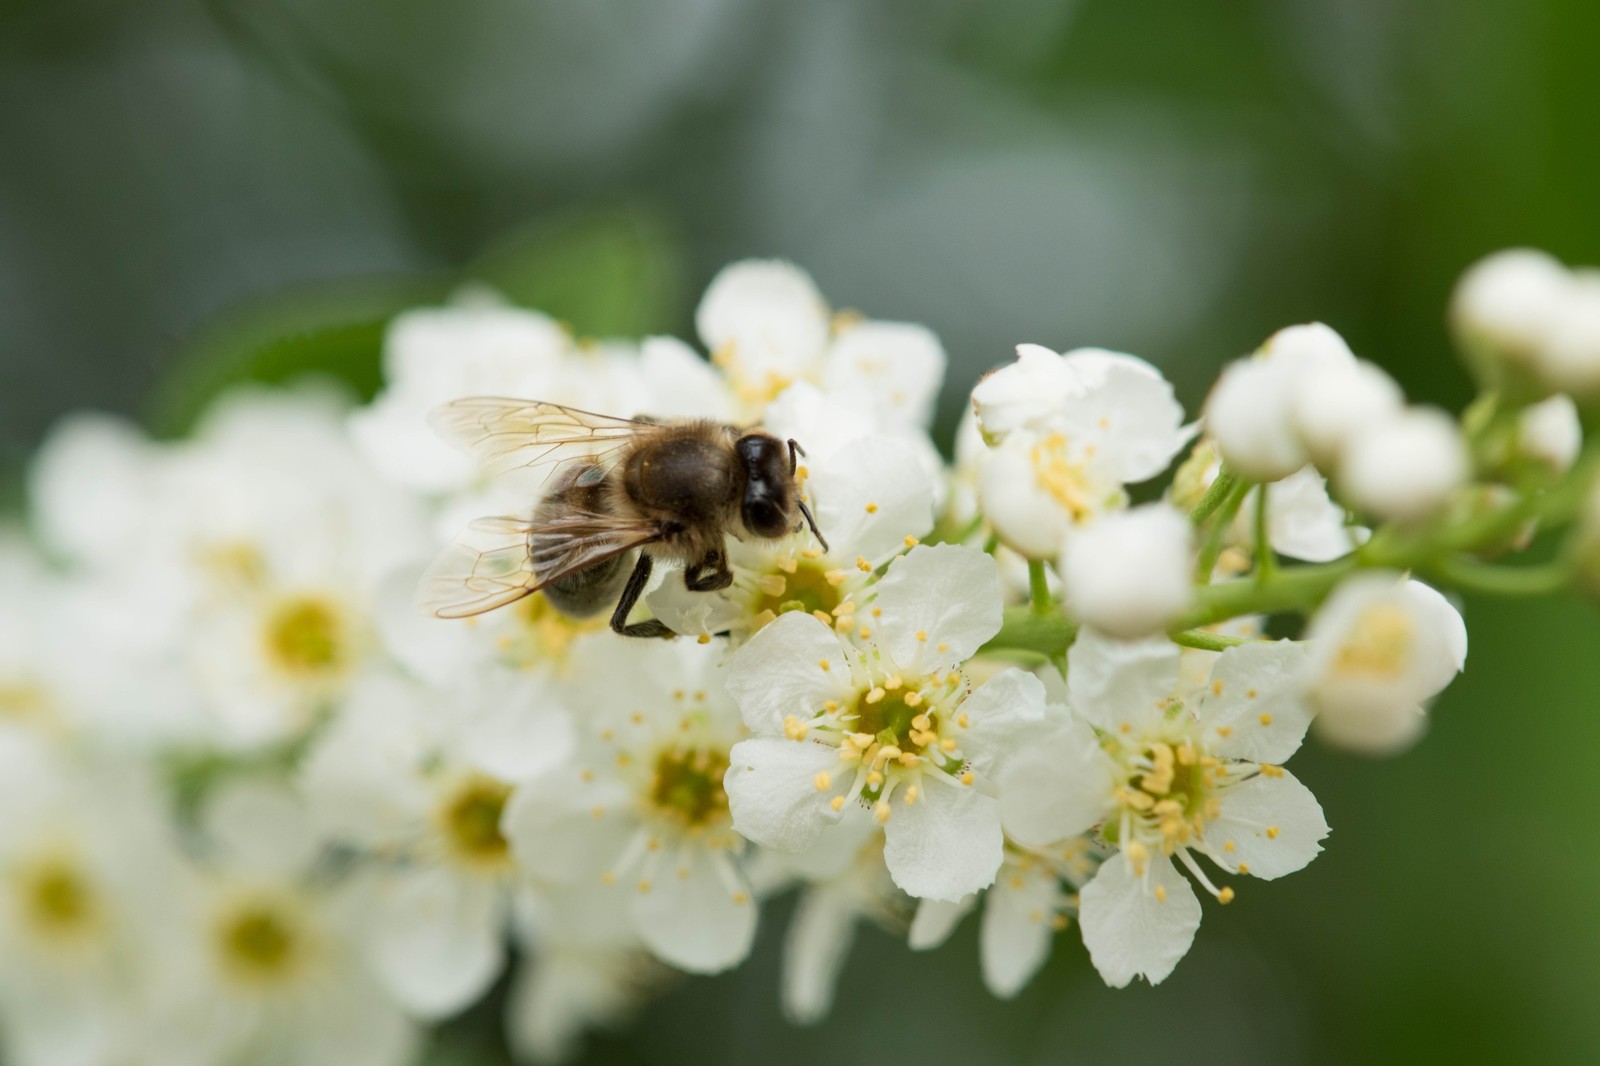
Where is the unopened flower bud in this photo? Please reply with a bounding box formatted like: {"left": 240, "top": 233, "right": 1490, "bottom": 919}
{"left": 1290, "top": 359, "right": 1405, "bottom": 471}
{"left": 1449, "top": 248, "right": 1571, "bottom": 367}
{"left": 1536, "top": 273, "right": 1600, "bottom": 395}
{"left": 1338, "top": 408, "right": 1470, "bottom": 522}
{"left": 1515, "top": 393, "right": 1582, "bottom": 474}
{"left": 1061, "top": 504, "right": 1192, "bottom": 638}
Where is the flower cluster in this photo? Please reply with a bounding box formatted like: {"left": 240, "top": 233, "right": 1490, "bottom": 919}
{"left": 2, "top": 250, "right": 1597, "bottom": 1064}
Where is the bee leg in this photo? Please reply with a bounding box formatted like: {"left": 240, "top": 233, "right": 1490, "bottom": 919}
{"left": 611, "top": 553, "right": 673, "bottom": 639}
{"left": 684, "top": 549, "right": 734, "bottom": 592}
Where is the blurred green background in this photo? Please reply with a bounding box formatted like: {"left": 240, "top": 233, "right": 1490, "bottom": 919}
{"left": 4, "top": 0, "right": 1599, "bottom": 1062}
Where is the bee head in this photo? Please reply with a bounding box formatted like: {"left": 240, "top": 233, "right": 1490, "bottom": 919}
{"left": 734, "top": 432, "right": 795, "bottom": 540}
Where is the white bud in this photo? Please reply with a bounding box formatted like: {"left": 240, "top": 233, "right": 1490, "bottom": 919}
{"left": 1060, "top": 504, "right": 1192, "bottom": 638}
{"left": 1535, "top": 272, "right": 1600, "bottom": 395}
{"left": 970, "top": 344, "right": 1079, "bottom": 442}
{"left": 1303, "top": 574, "right": 1466, "bottom": 756}
{"left": 1290, "top": 359, "right": 1405, "bottom": 471}
{"left": 1516, "top": 393, "right": 1582, "bottom": 473}
{"left": 1338, "top": 407, "right": 1469, "bottom": 521}
{"left": 1449, "top": 248, "right": 1572, "bottom": 365}
{"left": 1205, "top": 323, "right": 1355, "bottom": 483}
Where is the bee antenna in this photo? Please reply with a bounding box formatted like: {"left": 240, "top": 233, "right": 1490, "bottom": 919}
{"left": 798, "top": 499, "right": 828, "bottom": 553}
{"left": 786, "top": 438, "right": 806, "bottom": 474}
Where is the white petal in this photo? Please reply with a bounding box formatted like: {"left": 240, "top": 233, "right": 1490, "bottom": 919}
{"left": 998, "top": 719, "right": 1115, "bottom": 847}
{"left": 908, "top": 896, "right": 973, "bottom": 950}
{"left": 782, "top": 884, "right": 859, "bottom": 1024}
{"left": 365, "top": 869, "right": 505, "bottom": 1020}
{"left": 1078, "top": 852, "right": 1201, "bottom": 988}
{"left": 502, "top": 771, "right": 636, "bottom": 884}
{"left": 954, "top": 669, "right": 1050, "bottom": 776}
{"left": 810, "top": 437, "right": 936, "bottom": 563}
{"left": 724, "top": 738, "right": 845, "bottom": 852}
{"left": 202, "top": 777, "right": 317, "bottom": 878}
{"left": 882, "top": 778, "right": 1003, "bottom": 902}
{"left": 1312, "top": 698, "right": 1429, "bottom": 756}
{"left": 971, "top": 343, "right": 1080, "bottom": 440}
{"left": 1250, "top": 466, "right": 1367, "bottom": 563}
{"left": 1066, "top": 629, "right": 1181, "bottom": 736}
{"left": 696, "top": 259, "right": 829, "bottom": 378}
{"left": 638, "top": 335, "right": 736, "bottom": 421}
{"left": 872, "top": 544, "right": 1003, "bottom": 671}
{"left": 1200, "top": 641, "right": 1315, "bottom": 765}
{"left": 725, "top": 612, "right": 852, "bottom": 735}
{"left": 980, "top": 864, "right": 1061, "bottom": 998}
{"left": 1205, "top": 770, "right": 1328, "bottom": 880}
{"left": 630, "top": 845, "right": 756, "bottom": 974}
{"left": 976, "top": 442, "right": 1075, "bottom": 559}
{"left": 1058, "top": 348, "right": 1192, "bottom": 483}
{"left": 455, "top": 672, "right": 577, "bottom": 781}
{"left": 823, "top": 320, "right": 946, "bottom": 431}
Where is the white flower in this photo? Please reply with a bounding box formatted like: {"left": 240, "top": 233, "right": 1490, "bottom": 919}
{"left": 1516, "top": 393, "right": 1583, "bottom": 473}
{"left": 169, "top": 778, "right": 420, "bottom": 1066}
{"left": 350, "top": 292, "right": 572, "bottom": 494}
{"left": 299, "top": 666, "right": 574, "bottom": 1020}
{"left": 1289, "top": 358, "right": 1405, "bottom": 471}
{"left": 1235, "top": 467, "right": 1366, "bottom": 564}
{"left": 971, "top": 345, "right": 1192, "bottom": 557}
{"left": 1338, "top": 407, "right": 1470, "bottom": 522}
{"left": 722, "top": 544, "right": 1035, "bottom": 902}
{"left": 696, "top": 259, "right": 946, "bottom": 426}
{"left": 998, "top": 631, "right": 1328, "bottom": 987}
{"left": 501, "top": 640, "right": 758, "bottom": 975}
{"left": 1061, "top": 504, "right": 1193, "bottom": 638}
{"left": 1205, "top": 323, "right": 1357, "bottom": 482}
{"left": 647, "top": 433, "right": 935, "bottom": 645}
{"left": 1303, "top": 574, "right": 1467, "bottom": 755}
{"left": 908, "top": 836, "right": 1097, "bottom": 999}
{"left": 1450, "top": 248, "right": 1573, "bottom": 367}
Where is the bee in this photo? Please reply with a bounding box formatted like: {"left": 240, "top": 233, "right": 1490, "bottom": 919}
{"left": 419, "top": 398, "right": 827, "bottom": 637}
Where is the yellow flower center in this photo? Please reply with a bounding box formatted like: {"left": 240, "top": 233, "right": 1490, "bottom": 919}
{"left": 215, "top": 897, "right": 306, "bottom": 986}
{"left": 438, "top": 777, "right": 513, "bottom": 869}
{"left": 647, "top": 748, "right": 730, "bottom": 828}
{"left": 1332, "top": 603, "right": 1414, "bottom": 678}
{"left": 1031, "top": 433, "right": 1099, "bottom": 521}
{"left": 1107, "top": 739, "right": 1224, "bottom": 857}
{"left": 263, "top": 596, "right": 345, "bottom": 677}
{"left": 17, "top": 858, "right": 98, "bottom": 941}
{"left": 499, "top": 593, "right": 606, "bottom": 671}
{"left": 0, "top": 682, "right": 51, "bottom": 722}
{"left": 752, "top": 562, "right": 843, "bottom": 626}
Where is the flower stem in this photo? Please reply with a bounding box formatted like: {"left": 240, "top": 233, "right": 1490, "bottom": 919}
{"left": 1028, "top": 560, "right": 1052, "bottom": 615}
{"left": 1419, "top": 555, "right": 1571, "bottom": 597}
{"left": 1253, "top": 482, "right": 1275, "bottom": 587}
{"left": 1189, "top": 464, "right": 1240, "bottom": 526}
{"left": 983, "top": 604, "right": 1077, "bottom": 658}
{"left": 1168, "top": 628, "right": 1259, "bottom": 652}
{"left": 1194, "top": 477, "right": 1251, "bottom": 582}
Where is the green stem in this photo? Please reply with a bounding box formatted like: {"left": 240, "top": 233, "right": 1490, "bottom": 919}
{"left": 1028, "top": 560, "right": 1052, "bottom": 615}
{"left": 983, "top": 605, "right": 1077, "bottom": 659}
{"left": 1420, "top": 555, "right": 1571, "bottom": 597}
{"left": 1194, "top": 477, "right": 1252, "bottom": 582}
{"left": 1253, "top": 482, "right": 1274, "bottom": 587}
{"left": 1189, "top": 464, "right": 1240, "bottom": 526}
{"left": 1168, "top": 628, "right": 1259, "bottom": 652}
{"left": 1176, "top": 559, "right": 1358, "bottom": 630}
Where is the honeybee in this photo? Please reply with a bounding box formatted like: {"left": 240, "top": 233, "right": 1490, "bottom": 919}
{"left": 419, "top": 398, "right": 827, "bottom": 637}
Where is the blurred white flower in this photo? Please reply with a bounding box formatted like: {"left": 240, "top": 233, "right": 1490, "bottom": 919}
{"left": 998, "top": 632, "right": 1327, "bottom": 987}
{"left": 1539, "top": 272, "right": 1600, "bottom": 395}
{"left": 1303, "top": 574, "right": 1467, "bottom": 755}
{"left": 1450, "top": 248, "right": 1573, "bottom": 368}
{"left": 1289, "top": 358, "right": 1404, "bottom": 471}
{"left": 908, "top": 836, "right": 1097, "bottom": 999}
{"left": 1337, "top": 407, "right": 1470, "bottom": 522}
{"left": 502, "top": 641, "right": 757, "bottom": 975}
{"left": 1061, "top": 503, "right": 1193, "bottom": 638}
{"left": 1516, "top": 393, "right": 1583, "bottom": 473}
{"left": 722, "top": 545, "right": 1034, "bottom": 902}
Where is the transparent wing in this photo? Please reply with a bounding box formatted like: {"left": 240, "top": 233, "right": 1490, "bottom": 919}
{"left": 417, "top": 511, "right": 664, "bottom": 620}
{"left": 428, "top": 398, "right": 649, "bottom": 485}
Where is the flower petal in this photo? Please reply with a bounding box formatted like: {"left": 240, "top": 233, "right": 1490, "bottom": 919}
{"left": 981, "top": 864, "right": 1061, "bottom": 998}
{"left": 630, "top": 845, "right": 756, "bottom": 974}
{"left": 1204, "top": 770, "right": 1328, "bottom": 880}
{"left": 953, "top": 669, "right": 1050, "bottom": 776}
{"left": 872, "top": 544, "right": 1003, "bottom": 671}
{"left": 1059, "top": 348, "right": 1193, "bottom": 483}
{"left": 724, "top": 738, "right": 845, "bottom": 852}
{"left": 1078, "top": 852, "right": 1201, "bottom": 987}
{"left": 364, "top": 869, "right": 505, "bottom": 1020}
{"left": 696, "top": 259, "right": 829, "bottom": 378}
{"left": 782, "top": 884, "right": 859, "bottom": 1024}
{"left": 908, "top": 896, "right": 974, "bottom": 950}
{"left": 998, "top": 719, "right": 1114, "bottom": 847}
{"left": 725, "top": 612, "right": 852, "bottom": 735}
{"left": 1200, "top": 641, "right": 1314, "bottom": 765}
{"left": 1066, "top": 629, "right": 1181, "bottom": 736}
{"left": 823, "top": 320, "right": 946, "bottom": 431}
{"left": 810, "top": 437, "right": 936, "bottom": 563}
{"left": 882, "top": 778, "right": 1003, "bottom": 902}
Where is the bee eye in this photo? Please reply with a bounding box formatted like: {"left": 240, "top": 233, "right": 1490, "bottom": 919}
{"left": 743, "top": 498, "right": 788, "bottom": 539}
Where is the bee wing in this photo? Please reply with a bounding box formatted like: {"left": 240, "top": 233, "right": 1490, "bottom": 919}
{"left": 418, "top": 511, "right": 665, "bottom": 620}
{"left": 428, "top": 398, "right": 650, "bottom": 484}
